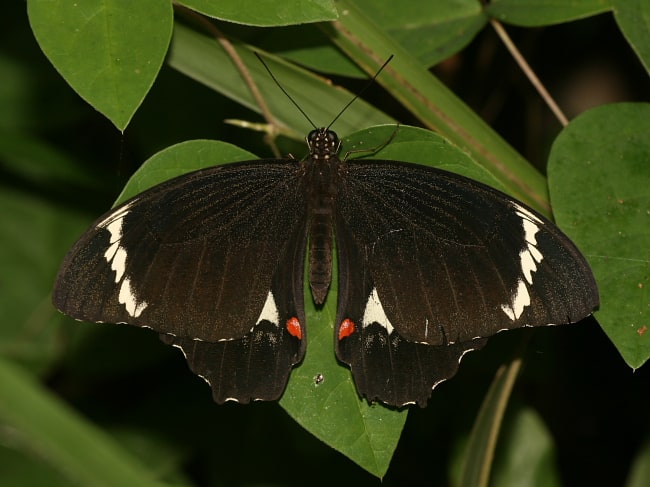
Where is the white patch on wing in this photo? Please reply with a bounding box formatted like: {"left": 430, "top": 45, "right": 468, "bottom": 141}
{"left": 110, "top": 246, "right": 128, "bottom": 282}
{"left": 97, "top": 201, "right": 149, "bottom": 317}
{"left": 500, "top": 203, "right": 544, "bottom": 321}
{"left": 362, "top": 288, "right": 394, "bottom": 335}
{"left": 118, "top": 278, "right": 148, "bottom": 317}
{"left": 255, "top": 291, "right": 280, "bottom": 327}
{"left": 102, "top": 214, "right": 130, "bottom": 283}
{"left": 501, "top": 279, "right": 531, "bottom": 321}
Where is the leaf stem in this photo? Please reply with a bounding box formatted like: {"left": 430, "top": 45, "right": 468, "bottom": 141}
{"left": 490, "top": 19, "right": 569, "bottom": 126}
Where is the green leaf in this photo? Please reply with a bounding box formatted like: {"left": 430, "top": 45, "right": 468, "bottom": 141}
{"left": 548, "top": 102, "right": 650, "bottom": 369}
{"left": 278, "top": 0, "right": 487, "bottom": 72}
{"left": 178, "top": 0, "right": 338, "bottom": 26}
{"left": 279, "top": 267, "right": 407, "bottom": 479}
{"left": 167, "top": 24, "right": 395, "bottom": 140}
{"left": 27, "top": 0, "right": 173, "bottom": 130}
{"left": 627, "top": 436, "right": 650, "bottom": 487}
{"left": 0, "top": 131, "right": 105, "bottom": 190}
{"left": 114, "top": 139, "right": 258, "bottom": 204}
{"left": 265, "top": 27, "right": 368, "bottom": 77}
{"left": 351, "top": 126, "right": 506, "bottom": 191}
{"left": 353, "top": 0, "right": 487, "bottom": 67}
{"left": 457, "top": 357, "right": 522, "bottom": 487}
{"left": 613, "top": 0, "right": 650, "bottom": 75}
{"left": 0, "top": 357, "right": 173, "bottom": 487}
{"left": 490, "top": 407, "right": 561, "bottom": 487}
{"left": 486, "top": 0, "right": 612, "bottom": 26}
{"left": 0, "top": 443, "right": 72, "bottom": 486}
{"left": 0, "top": 184, "right": 88, "bottom": 372}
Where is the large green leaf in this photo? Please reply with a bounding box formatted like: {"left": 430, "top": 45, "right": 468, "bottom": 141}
{"left": 613, "top": 0, "right": 650, "bottom": 75}
{"left": 353, "top": 0, "right": 487, "bottom": 67}
{"left": 627, "top": 436, "right": 650, "bottom": 487}
{"left": 167, "top": 24, "right": 394, "bottom": 140}
{"left": 486, "top": 0, "right": 612, "bottom": 26}
{"left": 490, "top": 407, "right": 561, "bottom": 487}
{"left": 0, "top": 181, "right": 89, "bottom": 373}
{"left": 27, "top": 0, "right": 173, "bottom": 129}
{"left": 281, "top": 0, "right": 487, "bottom": 71}
{"left": 455, "top": 350, "right": 528, "bottom": 487}
{"left": 114, "top": 140, "right": 258, "bottom": 203}
{"left": 548, "top": 102, "right": 650, "bottom": 369}
{"left": 178, "top": 0, "right": 337, "bottom": 26}
{"left": 0, "top": 357, "right": 172, "bottom": 487}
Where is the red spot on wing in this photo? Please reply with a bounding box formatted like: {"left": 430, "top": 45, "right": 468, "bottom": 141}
{"left": 338, "top": 318, "right": 356, "bottom": 340}
{"left": 638, "top": 325, "right": 648, "bottom": 336}
{"left": 286, "top": 317, "right": 302, "bottom": 339}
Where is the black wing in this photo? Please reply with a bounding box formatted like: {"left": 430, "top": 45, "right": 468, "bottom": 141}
{"left": 335, "top": 160, "right": 598, "bottom": 407}
{"left": 160, "top": 215, "right": 308, "bottom": 403}
{"left": 53, "top": 160, "right": 308, "bottom": 402}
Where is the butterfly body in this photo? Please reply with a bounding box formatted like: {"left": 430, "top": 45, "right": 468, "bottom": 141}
{"left": 53, "top": 127, "right": 598, "bottom": 407}
{"left": 305, "top": 128, "right": 340, "bottom": 304}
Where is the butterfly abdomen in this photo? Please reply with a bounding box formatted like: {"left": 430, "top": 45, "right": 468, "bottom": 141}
{"left": 307, "top": 156, "right": 337, "bottom": 305}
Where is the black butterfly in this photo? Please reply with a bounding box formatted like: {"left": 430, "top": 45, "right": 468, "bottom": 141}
{"left": 53, "top": 126, "right": 598, "bottom": 407}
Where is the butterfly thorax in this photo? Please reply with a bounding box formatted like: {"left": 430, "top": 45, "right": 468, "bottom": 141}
{"left": 306, "top": 128, "right": 340, "bottom": 304}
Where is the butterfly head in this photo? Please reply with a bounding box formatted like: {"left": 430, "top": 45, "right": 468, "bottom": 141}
{"left": 307, "top": 128, "right": 341, "bottom": 161}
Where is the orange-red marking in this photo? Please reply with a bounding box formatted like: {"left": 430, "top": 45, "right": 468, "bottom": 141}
{"left": 286, "top": 317, "right": 302, "bottom": 339}
{"left": 338, "top": 318, "right": 356, "bottom": 340}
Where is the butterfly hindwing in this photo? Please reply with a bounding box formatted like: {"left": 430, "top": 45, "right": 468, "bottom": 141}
{"left": 335, "top": 217, "right": 488, "bottom": 406}
{"left": 334, "top": 159, "right": 598, "bottom": 406}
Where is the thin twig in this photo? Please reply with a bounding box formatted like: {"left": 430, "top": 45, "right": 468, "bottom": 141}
{"left": 173, "top": 4, "right": 282, "bottom": 156}
{"left": 490, "top": 18, "right": 569, "bottom": 127}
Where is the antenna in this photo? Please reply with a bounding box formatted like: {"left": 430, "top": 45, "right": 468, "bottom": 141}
{"left": 255, "top": 52, "right": 394, "bottom": 130}
{"left": 327, "top": 55, "right": 393, "bottom": 130}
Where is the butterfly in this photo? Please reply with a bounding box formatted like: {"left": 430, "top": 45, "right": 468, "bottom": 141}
{"left": 52, "top": 122, "right": 599, "bottom": 407}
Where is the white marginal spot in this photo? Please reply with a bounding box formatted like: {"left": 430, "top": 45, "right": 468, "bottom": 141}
{"left": 362, "top": 288, "right": 394, "bottom": 335}
{"left": 500, "top": 203, "right": 544, "bottom": 321}
{"left": 96, "top": 201, "right": 149, "bottom": 318}
{"left": 255, "top": 291, "right": 280, "bottom": 327}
